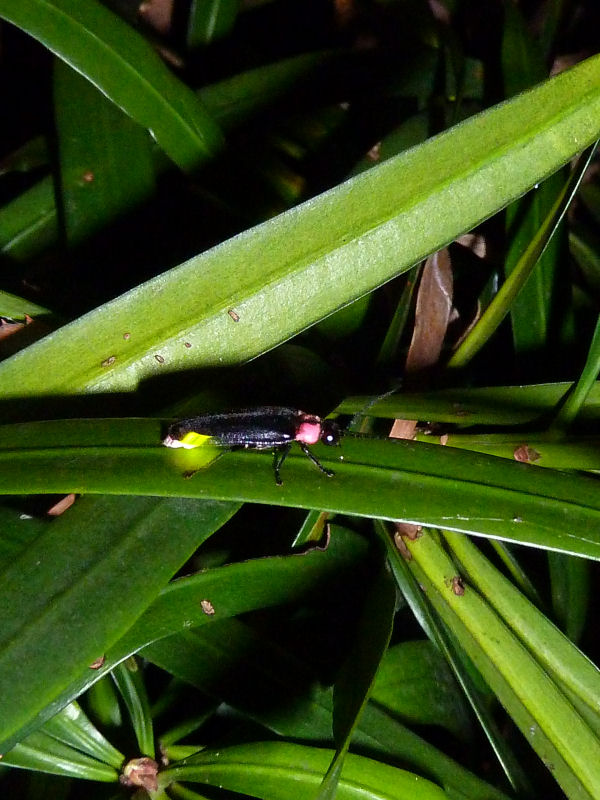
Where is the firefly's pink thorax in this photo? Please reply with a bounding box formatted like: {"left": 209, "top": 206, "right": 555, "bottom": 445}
{"left": 295, "top": 420, "right": 322, "bottom": 445}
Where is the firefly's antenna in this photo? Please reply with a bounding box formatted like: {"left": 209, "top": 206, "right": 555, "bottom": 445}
{"left": 347, "top": 381, "right": 403, "bottom": 435}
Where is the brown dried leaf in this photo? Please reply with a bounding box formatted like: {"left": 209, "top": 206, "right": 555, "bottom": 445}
{"left": 389, "top": 419, "right": 417, "bottom": 440}
{"left": 138, "top": 0, "right": 173, "bottom": 34}
{"left": 0, "top": 317, "right": 26, "bottom": 341}
{"left": 404, "top": 249, "right": 453, "bottom": 382}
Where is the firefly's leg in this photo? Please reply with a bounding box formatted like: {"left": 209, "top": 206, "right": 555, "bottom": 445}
{"left": 297, "top": 443, "right": 335, "bottom": 477}
{"left": 273, "top": 444, "right": 291, "bottom": 486}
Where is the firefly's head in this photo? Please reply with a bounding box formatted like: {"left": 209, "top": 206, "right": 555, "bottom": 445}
{"left": 320, "top": 420, "right": 341, "bottom": 446}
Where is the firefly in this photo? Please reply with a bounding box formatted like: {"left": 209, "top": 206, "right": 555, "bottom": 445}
{"left": 163, "top": 406, "right": 340, "bottom": 485}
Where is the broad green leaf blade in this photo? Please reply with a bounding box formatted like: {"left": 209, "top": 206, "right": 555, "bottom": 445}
{"left": 0, "top": 0, "right": 223, "bottom": 171}
{"left": 14, "top": 532, "right": 366, "bottom": 753}
{"left": 0, "top": 504, "right": 49, "bottom": 568}
{"left": 0, "top": 495, "right": 237, "bottom": 754}
{"left": 372, "top": 642, "right": 471, "bottom": 739}
{"left": 161, "top": 741, "right": 450, "bottom": 800}
{"left": 53, "top": 60, "right": 156, "bottom": 247}
{"left": 2, "top": 419, "right": 600, "bottom": 558}
{"left": 111, "top": 529, "right": 367, "bottom": 665}
{"left": 2, "top": 55, "right": 600, "bottom": 397}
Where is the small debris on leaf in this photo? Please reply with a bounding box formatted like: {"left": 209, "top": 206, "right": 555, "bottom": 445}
{"left": 447, "top": 575, "right": 465, "bottom": 596}
{"left": 201, "top": 599, "right": 216, "bottom": 615}
{"left": 514, "top": 444, "right": 541, "bottom": 463}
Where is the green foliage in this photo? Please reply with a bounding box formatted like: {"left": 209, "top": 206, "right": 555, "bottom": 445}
{"left": 1, "top": 2, "right": 600, "bottom": 800}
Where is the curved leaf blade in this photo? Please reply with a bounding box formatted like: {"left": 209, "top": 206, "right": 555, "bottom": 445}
{"left": 7, "top": 531, "right": 366, "bottom": 753}
{"left": 162, "top": 741, "right": 449, "bottom": 800}
{"left": 2, "top": 56, "right": 600, "bottom": 397}
{"left": 0, "top": 730, "right": 118, "bottom": 781}
{"left": 0, "top": 0, "right": 223, "bottom": 171}
{"left": 404, "top": 531, "right": 600, "bottom": 799}
{"left": 1, "top": 419, "right": 600, "bottom": 558}
{"left": 0, "top": 495, "right": 237, "bottom": 754}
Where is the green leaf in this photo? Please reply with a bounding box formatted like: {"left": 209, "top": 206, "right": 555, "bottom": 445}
{"left": 0, "top": 729, "right": 118, "bottom": 781}
{"left": 86, "top": 676, "right": 122, "bottom": 729}
{"left": 187, "top": 0, "right": 240, "bottom": 47}
{"left": 112, "top": 659, "right": 154, "bottom": 759}
{"left": 319, "top": 564, "right": 396, "bottom": 800}
{"left": 443, "top": 531, "right": 600, "bottom": 718}
{"left": 200, "top": 51, "right": 335, "bottom": 129}
{"left": 0, "top": 0, "right": 223, "bottom": 171}
{"left": 448, "top": 146, "right": 592, "bottom": 369}
{"left": 0, "top": 51, "right": 334, "bottom": 263}
{"left": 0, "top": 290, "right": 52, "bottom": 320}
{"left": 549, "top": 310, "right": 600, "bottom": 431}
{"left": 0, "top": 135, "right": 48, "bottom": 176}
{"left": 0, "top": 178, "right": 58, "bottom": 262}
{"left": 37, "top": 701, "right": 123, "bottom": 767}
{"left": 16, "top": 530, "right": 365, "bottom": 756}
{"left": 338, "top": 382, "right": 600, "bottom": 427}
{"left": 2, "top": 55, "right": 600, "bottom": 398}
{"left": 53, "top": 60, "right": 156, "bottom": 247}
{"left": 2, "top": 419, "right": 600, "bottom": 558}
{"left": 500, "top": 2, "right": 571, "bottom": 365}
{"left": 372, "top": 642, "right": 470, "bottom": 739}
{"left": 548, "top": 552, "right": 590, "bottom": 644}
{"left": 145, "top": 616, "right": 510, "bottom": 800}
{"left": 405, "top": 531, "right": 600, "bottom": 799}
{"left": 0, "top": 495, "right": 237, "bottom": 754}
{"left": 0, "top": 503, "right": 49, "bottom": 567}
{"left": 161, "top": 741, "right": 450, "bottom": 800}
{"left": 378, "top": 523, "right": 528, "bottom": 795}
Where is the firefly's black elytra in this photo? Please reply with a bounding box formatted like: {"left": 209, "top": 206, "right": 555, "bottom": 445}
{"left": 163, "top": 406, "right": 340, "bottom": 485}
